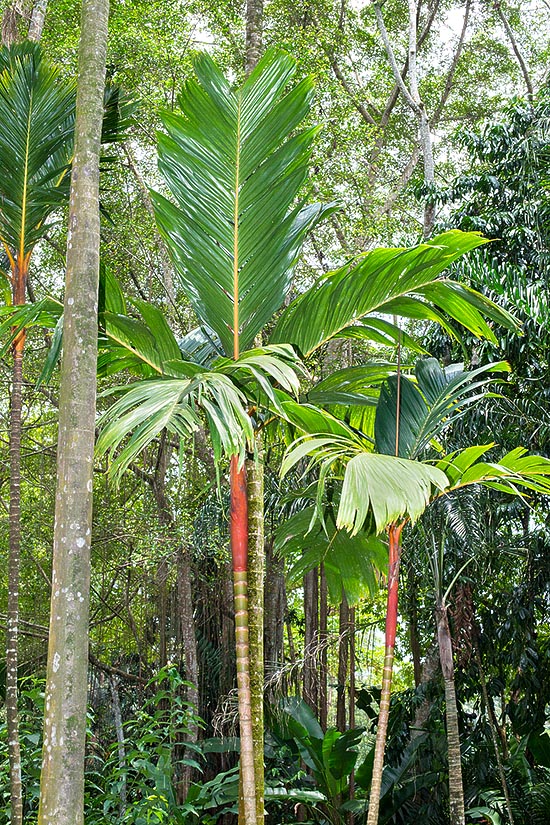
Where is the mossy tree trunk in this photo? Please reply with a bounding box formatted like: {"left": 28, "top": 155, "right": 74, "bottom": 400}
{"left": 37, "top": 1, "right": 109, "bottom": 822}
{"left": 436, "top": 602, "right": 465, "bottom": 825}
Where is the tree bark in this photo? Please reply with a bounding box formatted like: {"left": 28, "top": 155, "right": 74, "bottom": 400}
{"left": 436, "top": 602, "right": 465, "bottom": 825}
{"left": 1, "top": 2, "right": 23, "bottom": 45}
{"left": 494, "top": 2, "right": 533, "bottom": 100}
{"left": 28, "top": 0, "right": 48, "bottom": 40}
{"left": 177, "top": 546, "right": 199, "bottom": 802}
{"left": 37, "top": 1, "right": 109, "bottom": 822}
{"left": 109, "top": 676, "right": 127, "bottom": 816}
{"left": 367, "top": 522, "right": 403, "bottom": 825}
{"left": 303, "top": 567, "right": 319, "bottom": 715}
{"left": 7, "top": 328, "right": 24, "bottom": 825}
{"left": 336, "top": 595, "right": 350, "bottom": 732}
{"left": 264, "top": 538, "right": 284, "bottom": 689}
{"left": 374, "top": 1, "right": 436, "bottom": 237}
{"left": 319, "top": 563, "right": 328, "bottom": 732}
{"left": 245, "top": 0, "right": 263, "bottom": 76}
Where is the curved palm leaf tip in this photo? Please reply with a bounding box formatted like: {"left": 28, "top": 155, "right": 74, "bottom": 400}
{"left": 149, "top": 49, "right": 334, "bottom": 825}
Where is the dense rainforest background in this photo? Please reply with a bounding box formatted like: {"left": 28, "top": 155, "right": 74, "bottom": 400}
{"left": 0, "top": 1, "right": 549, "bottom": 824}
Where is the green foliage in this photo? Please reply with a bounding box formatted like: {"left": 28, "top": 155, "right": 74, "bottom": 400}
{"left": 153, "top": 47, "right": 335, "bottom": 355}
{"left": 0, "top": 42, "right": 75, "bottom": 259}
{"left": 271, "top": 231, "right": 518, "bottom": 356}
{"left": 269, "top": 697, "right": 367, "bottom": 823}
{"left": 275, "top": 505, "right": 387, "bottom": 604}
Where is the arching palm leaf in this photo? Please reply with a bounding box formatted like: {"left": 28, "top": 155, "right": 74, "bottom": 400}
{"left": 152, "top": 47, "right": 336, "bottom": 357}
{"left": 271, "top": 231, "right": 519, "bottom": 357}
{"left": 374, "top": 358, "right": 510, "bottom": 458}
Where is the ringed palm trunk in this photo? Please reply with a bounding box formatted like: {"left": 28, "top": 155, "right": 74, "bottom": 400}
{"left": 436, "top": 601, "right": 465, "bottom": 825}
{"left": 367, "top": 521, "right": 403, "bottom": 825}
{"left": 247, "top": 450, "right": 264, "bottom": 824}
{"left": 231, "top": 456, "right": 257, "bottom": 825}
{"left": 37, "top": 1, "right": 109, "bottom": 822}
{"left": 6, "top": 257, "right": 28, "bottom": 825}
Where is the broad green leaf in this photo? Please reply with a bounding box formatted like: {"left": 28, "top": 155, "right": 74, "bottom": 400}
{"left": 374, "top": 359, "right": 508, "bottom": 458}
{"left": 338, "top": 453, "right": 448, "bottom": 534}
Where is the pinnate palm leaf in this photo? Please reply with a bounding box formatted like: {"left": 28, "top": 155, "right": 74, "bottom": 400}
{"left": 153, "top": 48, "right": 335, "bottom": 356}
{"left": 97, "top": 373, "right": 255, "bottom": 481}
{"left": 374, "top": 358, "right": 509, "bottom": 458}
{"left": 271, "top": 231, "right": 518, "bottom": 356}
{"left": 0, "top": 42, "right": 75, "bottom": 258}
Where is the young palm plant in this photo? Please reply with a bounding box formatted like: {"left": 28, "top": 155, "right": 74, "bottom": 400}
{"left": 0, "top": 43, "right": 75, "bottom": 825}
{"left": 282, "top": 359, "right": 550, "bottom": 825}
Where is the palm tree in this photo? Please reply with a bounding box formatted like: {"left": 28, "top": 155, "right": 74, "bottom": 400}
{"left": 282, "top": 360, "right": 550, "bottom": 825}
{"left": 85, "top": 51, "right": 517, "bottom": 824}
{"left": 0, "top": 43, "right": 75, "bottom": 825}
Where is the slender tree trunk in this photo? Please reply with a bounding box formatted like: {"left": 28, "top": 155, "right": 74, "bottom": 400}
{"left": 1, "top": 2, "right": 23, "bottom": 45}
{"left": 408, "top": 566, "right": 422, "bottom": 687}
{"left": 436, "top": 602, "right": 465, "bottom": 825}
{"left": 245, "top": 0, "right": 263, "bottom": 75}
{"left": 37, "top": 1, "right": 109, "bottom": 822}
{"left": 303, "top": 567, "right": 319, "bottom": 715}
{"left": 475, "top": 646, "right": 514, "bottom": 825}
{"left": 336, "top": 595, "right": 350, "bottom": 732}
{"left": 348, "top": 606, "right": 356, "bottom": 825}
{"left": 7, "top": 309, "right": 25, "bottom": 825}
{"left": 374, "top": 0, "right": 436, "bottom": 238}
{"left": 109, "top": 676, "right": 127, "bottom": 816}
{"left": 247, "top": 452, "right": 264, "bottom": 825}
{"left": 319, "top": 563, "right": 328, "bottom": 732}
{"left": 28, "top": 0, "right": 48, "bottom": 40}
{"left": 264, "top": 538, "right": 284, "bottom": 689}
{"left": 231, "top": 457, "right": 257, "bottom": 825}
{"left": 177, "top": 546, "right": 199, "bottom": 802}
{"left": 367, "top": 522, "right": 403, "bottom": 825}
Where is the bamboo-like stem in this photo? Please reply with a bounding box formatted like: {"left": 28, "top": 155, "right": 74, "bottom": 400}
{"left": 366, "top": 522, "right": 403, "bottom": 825}
{"left": 231, "top": 457, "right": 257, "bottom": 825}
{"left": 247, "top": 450, "right": 264, "bottom": 825}
{"left": 7, "top": 336, "right": 24, "bottom": 825}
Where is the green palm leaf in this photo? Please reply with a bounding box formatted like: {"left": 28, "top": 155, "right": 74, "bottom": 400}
{"left": 271, "top": 231, "right": 519, "bottom": 356}
{"left": 337, "top": 453, "right": 449, "bottom": 534}
{"left": 0, "top": 42, "right": 76, "bottom": 260}
{"left": 436, "top": 446, "right": 550, "bottom": 497}
{"left": 97, "top": 372, "right": 256, "bottom": 482}
{"left": 152, "top": 48, "right": 336, "bottom": 357}
{"left": 374, "top": 359, "right": 509, "bottom": 458}
{"left": 275, "top": 506, "right": 387, "bottom": 605}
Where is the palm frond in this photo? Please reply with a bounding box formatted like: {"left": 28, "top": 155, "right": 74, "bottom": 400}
{"left": 153, "top": 48, "right": 336, "bottom": 356}
{"left": 271, "top": 231, "right": 519, "bottom": 357}
{"left": 374, "top": 358, "right": 509, "bottom": 458}
{"left": 0, "top": 42, "right": 76, "bottom": 257}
